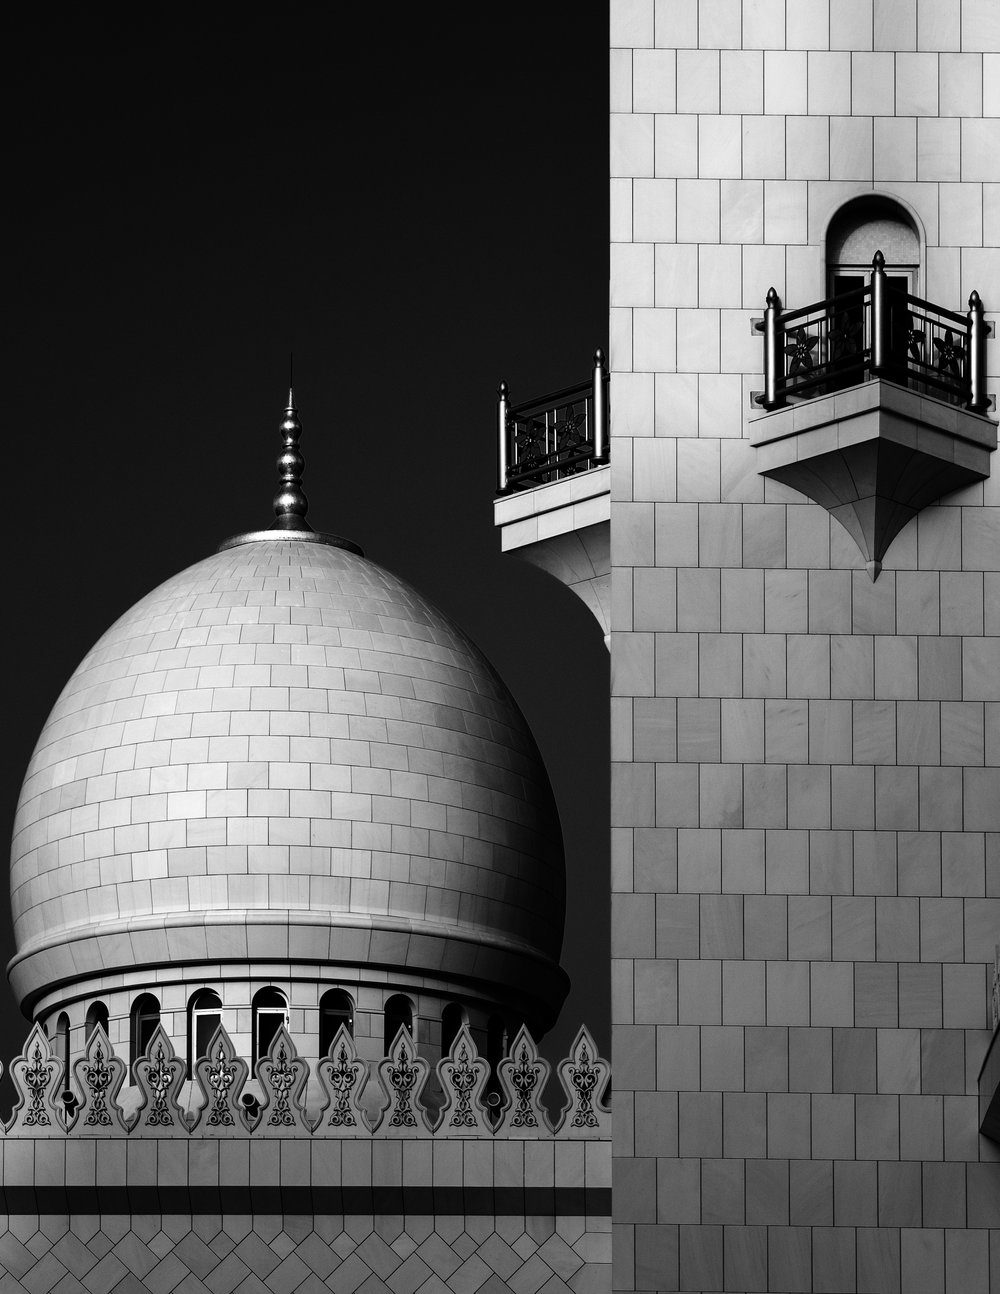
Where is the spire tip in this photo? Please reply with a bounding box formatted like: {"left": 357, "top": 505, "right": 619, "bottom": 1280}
{"left": 273, "top": 382, "right": 312, "bottom": 532}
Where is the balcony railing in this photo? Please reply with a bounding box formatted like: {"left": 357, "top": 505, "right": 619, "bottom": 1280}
{"left": 754, "top": 252, "right": 991, "bottom": 414}
{"left": 497, "top": 350, "right": 609, "bottom": 494}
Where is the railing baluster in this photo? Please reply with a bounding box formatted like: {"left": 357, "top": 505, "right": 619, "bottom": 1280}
{"left": 870, "top": 250, "right": 890, "bottom": 378}
{"left": 497, "top": 381, "right": 511, "bottom": 495}
{"left": 762, "top": 287, "right": 784, "bottom": 410}
{"left": 593, "top": 348, "right": 608, "bottom": 464}
{"left": 968, "top": 290, "right": 990, "bottom": 414}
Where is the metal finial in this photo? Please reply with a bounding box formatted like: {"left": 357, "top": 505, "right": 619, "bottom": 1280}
{"left": 594, "top": 347, "right": 606, "bottom": 368}
{"left": 872, "top": 250, "right": 885, "bottom": 270}
{"left": 272, "top": 388, "right": 313, "bottom": 532}
{"left": 766, "top": 286, "right": 780, "bottom": 308}
{"left": 970, "top": 290, "right": 982, "bottom": 309}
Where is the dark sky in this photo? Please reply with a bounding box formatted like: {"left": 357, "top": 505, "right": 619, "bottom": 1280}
{"left": 2, "top": 11, "right": 609, "bottom": 1086}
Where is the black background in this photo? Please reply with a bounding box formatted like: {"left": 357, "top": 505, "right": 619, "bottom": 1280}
{"left": 2, "top": 10, "right": 609, "bottom": 1101}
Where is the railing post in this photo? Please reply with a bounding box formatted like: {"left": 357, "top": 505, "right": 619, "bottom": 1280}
{"left": 967, "top": 290, "right": 990, "bottom": 414}
{"left": 497, "top": 381, "right": 511, "bottom": 494}
{"left": 870, "top": 250, "right": 889, "bottom": 377}
{"left": 592, "top": 348, "right": 608, "bottom": 463}
{"left": 761, "top": 287, "right": 784, "bottom": 409}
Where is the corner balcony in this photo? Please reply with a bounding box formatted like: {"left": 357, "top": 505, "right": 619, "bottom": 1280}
{"left": 494, "top": 351, "right": 610, "bottom": 643}
{"left": 749, "top": 254, "right": 996, "bottom": 578}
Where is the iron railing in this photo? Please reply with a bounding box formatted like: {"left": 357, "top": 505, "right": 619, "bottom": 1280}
{"left": 497, "top": 350, "right": 609, "bottom": 493}
{"left": 755, "top": 252, "right": 991, "bottom": 413}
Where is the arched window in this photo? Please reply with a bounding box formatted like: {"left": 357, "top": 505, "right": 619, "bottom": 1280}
{"left": 252, "top": 987, "right": 288, "bottom": 1068}
{"left": 85, "top": 1001, "right": 109, "bottom": 1040}
{"left": 188, "top": 989, "right": 222, "bottom": 1073}
{"left": 383, "top": 994, "right": 413, "bottom": 1055}
{"left": 130, "top": 994, "right": 160, "bottom": 1068}
{"left": 319, "top": 989, "right": 354, "bottom": 1057}
{"left": 441, "top": 1002, "right": 467, "bottom": 1058}
{"left": 826, "top": 197, "right": 920, "bottom": 389}
{"left": 827, "top": 195, "right": 919, "bottom": 296}
{"left": 55, "top": 1013, "right": 70, "bottom": 1090}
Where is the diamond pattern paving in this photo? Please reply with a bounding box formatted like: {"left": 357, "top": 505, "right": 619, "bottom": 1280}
{"left": 0, "top": 1220, "right": 609, "bottom": 1293}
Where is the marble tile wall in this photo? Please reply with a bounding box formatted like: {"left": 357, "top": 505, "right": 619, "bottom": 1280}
{"left": 611, "top": 1, "right": 999, "bottom": 1290}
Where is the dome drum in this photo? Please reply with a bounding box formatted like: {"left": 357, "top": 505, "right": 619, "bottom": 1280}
{"left": 31, "top": 972, "right": 533, "bottom": 1078}
{"left": 16, "top": 918, "right": 569, "bottom": 1037}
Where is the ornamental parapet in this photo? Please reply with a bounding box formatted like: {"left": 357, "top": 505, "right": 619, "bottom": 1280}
{"left": 1, "top": 1020, "right": 610, "bottom": 1140}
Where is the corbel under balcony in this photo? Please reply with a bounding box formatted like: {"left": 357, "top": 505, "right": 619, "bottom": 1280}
{"left": 494, "top": 353, "right": 610, "bottom": 645}
{"left": 751, "top": 379, "right": 996, "bottom": 579}
{"left": 495, "top": 464, "right": 610, "bottom": 641}
{"left": 749, "top": 254, "right": 996, "bottom": 578}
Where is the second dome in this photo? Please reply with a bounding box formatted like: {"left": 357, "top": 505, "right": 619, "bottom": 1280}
{"left": 10, "top": 535, "right": 568, "bottom": 1030}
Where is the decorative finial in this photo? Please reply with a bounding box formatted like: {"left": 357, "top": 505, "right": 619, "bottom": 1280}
{"left": 766, "top": 286, "right": 780, "bottom": 308}
{"left": 970, "top": 290, "right": 982, "bottom": 309}
{"left": 273, "top": 388, "right": 313, "bottom": 532}
{"left": 873, "top": 250, "right": 885, "bottom": 270}
{"left": 594, "top": 347, "right": 606, "bottom": 368}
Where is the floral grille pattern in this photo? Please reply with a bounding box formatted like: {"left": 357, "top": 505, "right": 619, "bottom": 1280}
{"left": 21, "top": 1041, "right": 55, "bottom": 1129}
{"left": 317, "top": 1026, "right": 368, "bottom": 1130}
{"left": 3, "top": 1022, "right": 610, "bottom": 1139}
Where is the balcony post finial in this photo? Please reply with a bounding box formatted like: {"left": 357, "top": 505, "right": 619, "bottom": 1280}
{"left": 762, "top": 287, "right": 784, "bottom": 410}
{"left": 968, "top": 290, "right": 990, "bottom": 414}
{"left": 870, "top": 251, "right": 890, "bottom": 377}
{"left": 592, "top": 348, "right": 609, "bottom": 465}
{"left": 497, "top": 380, "right": 511, "bottom": 495}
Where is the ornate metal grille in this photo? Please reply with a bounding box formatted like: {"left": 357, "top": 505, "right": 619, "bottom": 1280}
{"left": 497, "top": 350, "right": 609, "bottom": 493}
{"left": 755, "top": 253, "right": 990, "bottom": 414}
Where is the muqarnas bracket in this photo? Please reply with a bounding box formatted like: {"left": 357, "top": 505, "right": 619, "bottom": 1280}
{"left": 750, "top": 381, "right": 996, "bottom": 580}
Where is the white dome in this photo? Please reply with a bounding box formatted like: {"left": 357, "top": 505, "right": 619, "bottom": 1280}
{"left": 9, "top": 534, "right": 567, "bottom": 1025}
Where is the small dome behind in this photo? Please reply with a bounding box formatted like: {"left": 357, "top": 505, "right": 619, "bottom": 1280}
{"left": 9, "top": 535, "right": 568, "bottom": 1031}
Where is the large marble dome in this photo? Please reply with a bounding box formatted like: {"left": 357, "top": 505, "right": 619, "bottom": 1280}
{"left": 9, "top": 517, "right": 568, "bottom": 1055}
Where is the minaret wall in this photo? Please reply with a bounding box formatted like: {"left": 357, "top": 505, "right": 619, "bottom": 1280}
{"left": 610, "top": 2, "right": 999, "bottom": 1291}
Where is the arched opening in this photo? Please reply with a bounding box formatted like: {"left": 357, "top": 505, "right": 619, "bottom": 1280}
{"left": 85, "top": 1001, "right": 109, "bottom": 1040}
{"left": 55, "top": 1013, "right": 70, "bottom": 1092}
{"left": 826, "top": 196, "right": 920, "bottom": 389}
{"left": 130, "top": 994, "right": 160, "bottom": 1069}
{"left": 252, "top": 987, "right": 288, "bottom": 1068}
{"left": 441, "top": 1002, "right": 467, "bottom": 1058}
{"left": 188, "top": 989, "right": 222, "bottom": 1074}
{"left": 383, "top": 994, "right": 414, "bottom": 1055}
{"left": 827, "top": 195, "right": 920, "bottom": 295}
{"left": 319, "top": 989, "right": 354, "bottom": 1057}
